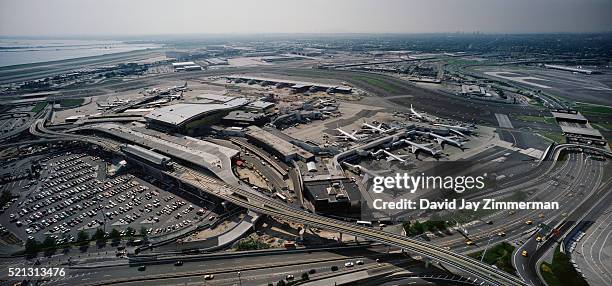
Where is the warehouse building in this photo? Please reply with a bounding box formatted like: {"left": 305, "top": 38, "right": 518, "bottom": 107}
{"left": 171, "top": 61, "right": 202, "bottom": 71}
{"left": 461, "top": 84, "right": 486, "bottom": 96}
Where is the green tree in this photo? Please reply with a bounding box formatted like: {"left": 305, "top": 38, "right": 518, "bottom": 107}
{"left": 276, "top": 280, "right": 286, "bottom": 286}
{"left": 77, "top": 230, "right": 89, "bottom": 245}
{"left": 301, "top": 272, "right": 309, "bottom": 280}
{"left": 110, "top": 229, "right": 121, "bottom": 241}
{"left": 126, "top": 227, "right": 135, "bottom": 237}
{"left": 42, "top": 236, "right": 57, "bottom": 251}
{"left": 140, "top": 227, "right": 148, "bottom": 237}
{"left": 25, "top": 238, "right": 39, "bottom": 254}
{"left": 93, "top": 228, "right": 106, "bottom": 243}
{"left": 0, "top": 190, "right": 12, "bottom": 208}
{"left": 413, "top": 221, "right": 424, "bottom": 235}
{"left": 402, "top": 221, "right": 411, "bottom": 234}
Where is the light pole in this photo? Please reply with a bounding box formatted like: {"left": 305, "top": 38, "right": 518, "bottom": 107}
{"left": 238, "top": 271, "right": 242, "bottom": 286}
{"left": 481, "top": 234, "right": 494, "bottom": 262}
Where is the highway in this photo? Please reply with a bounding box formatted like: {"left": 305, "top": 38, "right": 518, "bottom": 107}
{"left": 37, "top": 245, "right": 413, "bottom": 286}
{"left": 26, "top": 116, "right": 612, "bottom": 286}
{"left": 0, "top": 104, "right": 51, "bottom": 143}
{"left": 513, "top": 157, "right": 611, "bottom": 285}
{"left": 432, "top": 152, "right": 582, "bottom": 253}
{"left": 573, "top": 203, "right": 612, "bottom": 286}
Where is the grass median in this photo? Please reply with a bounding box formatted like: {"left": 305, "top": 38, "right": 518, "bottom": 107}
{"left": 469, "top": 242, "right": 516, "bottom": 274}
{"left": 540, "top": 246, "right": 588, "bottom": 286}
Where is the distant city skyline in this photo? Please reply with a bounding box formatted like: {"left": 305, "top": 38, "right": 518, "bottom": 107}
{"left": 1, "top": 0, "right": 611, "bottom": 37}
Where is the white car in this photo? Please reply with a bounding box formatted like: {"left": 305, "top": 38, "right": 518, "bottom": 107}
{"left": 344, "top": 262, "right": 354, "bottom": 267}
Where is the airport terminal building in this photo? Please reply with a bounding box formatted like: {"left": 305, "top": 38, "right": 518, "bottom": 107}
{"left": 145, "top": 99, "right": 248, "bottom": 135}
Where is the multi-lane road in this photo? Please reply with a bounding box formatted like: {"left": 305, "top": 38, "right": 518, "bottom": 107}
{"left": 573, "top": 202, "right": 612, "bottom": 286}
{"left": 512, "top": 152, "right": 607, "bottom": 285}
{"left": 36, "top": 245, "right": 413, "bottom": 286}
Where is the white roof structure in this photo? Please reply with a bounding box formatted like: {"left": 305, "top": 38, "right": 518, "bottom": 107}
{"left": 145, "top": 99, "right": 248, "bottom": 127}
{"left": 172, "top": 61, "right": 196, "bottom": 67}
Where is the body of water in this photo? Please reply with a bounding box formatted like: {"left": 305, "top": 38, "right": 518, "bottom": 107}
{"left": 0, "top": 39, "right": 160, "bottom": 67}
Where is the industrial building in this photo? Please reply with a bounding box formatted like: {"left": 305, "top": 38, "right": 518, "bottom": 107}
{"left": 303, "top": 178, "right": 361, "bottom": 216}
{"left": 171, "top": 61, "right": 202, "bottom": 71}
{"left": 461, "top": 84, "right": 487, "bottom": 96}
{"left": 145, "top": 99, "right": 248, "bottom": 135}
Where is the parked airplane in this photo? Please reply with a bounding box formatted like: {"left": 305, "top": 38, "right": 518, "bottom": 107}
{"left": 392, "top": 139, "right": 441, "bottom": 157}
{"left": 410, "top": 105, "right": 437, "bottom": 122}
{"left": 362, "top": 122, "right": 394, "bottom": 133}
{"left": 371, "top": 149, "right": 409, "bottom": 163}
{"left": 433, "top": 123, "right": 474, "bottom": 133}
{"left": 160, "top": 90, "right": 183, "bottom": 100}
{"left": 416, "top": 131, "right": 465, "bottom": 150}
{"left": 410, "top": 104, "right": 424, "bottom": 119}
{"left": 96, "top": 97, "right": 129, "bottom": 109}
{"left": 334, "top": 128, "right": 364, "bottom": 141}
{"left": 159, "top": 82, "right": 188, "bottom": 95}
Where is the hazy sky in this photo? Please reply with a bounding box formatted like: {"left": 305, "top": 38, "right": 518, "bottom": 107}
{"left": 1, "top": 0, "right": 611, "bottom": 36}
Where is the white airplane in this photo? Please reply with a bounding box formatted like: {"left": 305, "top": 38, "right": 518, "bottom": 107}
{"left": 334, "top": 128, "right": 363, "bottom": 141}
{"left": 449, "top": 128, "right": 468, "bottom": 138}
{"left": 409, "top": 105, "right": 436, "bottom": 122}
{"left": 410, "top": 104, "right": 424, "bottom": 119}
{"left": 393, "top": 139, "right": 441, "bottom": 156}
{"left": 417, "top": 131, "right": 465, "bottom": 149}
{"left": 362, "top": 122, "right": 395, "bottom": 134}
{"left": 371, "top": 149, "right": 409, "bottom": 162}
{"left": 159, "top": 82, "right": 188, "bottom": 95}
{"left": 317, "top": 99, "right": 336, "bottom": 106}
{"left": 434, "top": 123, "right": 474, "bottom": 133}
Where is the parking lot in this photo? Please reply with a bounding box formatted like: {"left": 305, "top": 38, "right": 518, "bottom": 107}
{"left": 1, "top": 151, "right": 218, "bottom": 245}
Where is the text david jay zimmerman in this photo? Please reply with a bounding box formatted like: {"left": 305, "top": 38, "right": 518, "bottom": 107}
{"left": 370, "top": 174, "right": 559, "bottom": 211}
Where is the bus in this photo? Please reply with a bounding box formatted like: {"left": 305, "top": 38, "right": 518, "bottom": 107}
{"left": 276, "top": 192, "right": 287, "bottom": 202}
{"left": 356, "top": 220, "right": 373, "bottom": 227}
